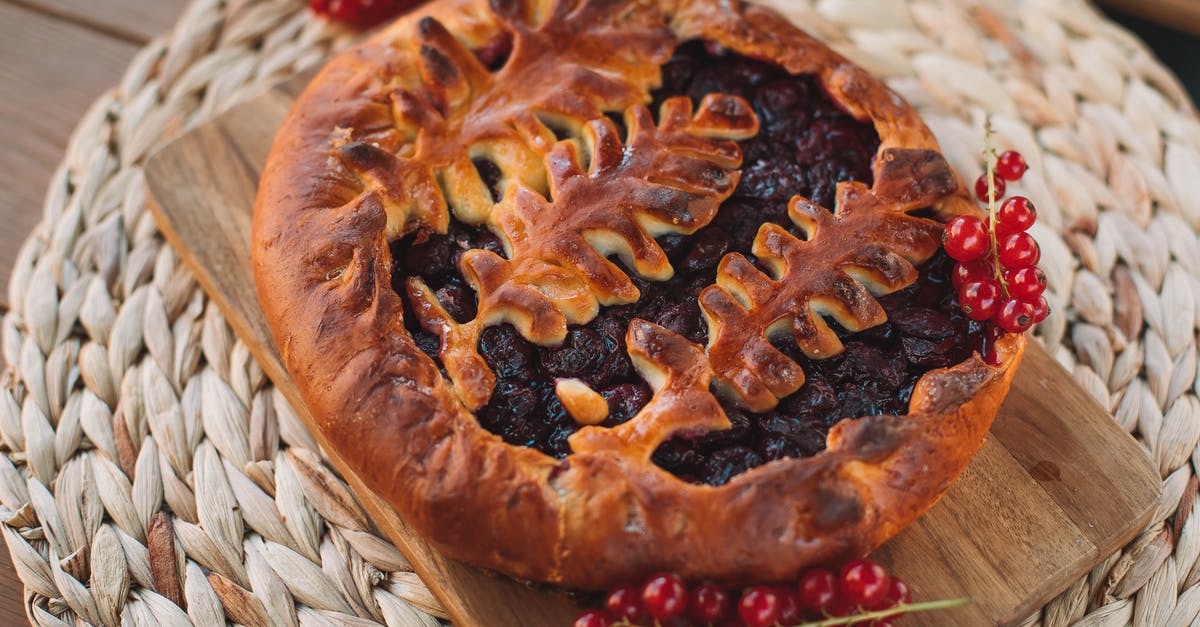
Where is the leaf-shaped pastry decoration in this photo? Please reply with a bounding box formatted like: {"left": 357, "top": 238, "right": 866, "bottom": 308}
{"left": 569, "top": 320, "right": 728, "bottom": 458}
{"left": 407, "top": 95, "right": 758, "bottom": 409}
{"left": 700, "top": 148, "right": 956, "bottom": 412}
{"left": 336, "top": 0, "right": 681, "bottom": 234}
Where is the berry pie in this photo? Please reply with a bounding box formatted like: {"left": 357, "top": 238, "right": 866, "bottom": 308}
{"left": 253, "top": 0, "right": 1026, "bottom": 589}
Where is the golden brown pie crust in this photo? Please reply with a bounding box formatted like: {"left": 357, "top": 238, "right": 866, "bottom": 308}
{"left": 253, "top": 0, "right": 1027, "bottom": 589}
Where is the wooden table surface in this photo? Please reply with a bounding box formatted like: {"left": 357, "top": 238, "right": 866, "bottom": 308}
{"left": 0, "top": 0, "right": 1196, "bottom": 625}
{"left": 0, "top": 2, "right": 191, "bottom": 622}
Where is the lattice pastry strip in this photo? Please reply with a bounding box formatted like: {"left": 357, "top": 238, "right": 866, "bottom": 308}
{"left": 407, "top": 95, "right": 758, "bottom": 409}
{"left": 700, "top": 148, "right": 957, "bottom": 412}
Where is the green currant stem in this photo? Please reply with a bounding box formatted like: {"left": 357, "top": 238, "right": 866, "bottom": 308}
{"left": 608, "top": 597, "right": 972, "bottom": 627}
{"left": 982, "top": 118, "right": 1009, "bottom": 298}
{"left": 790, "top": 598, "right": 973, "bottom": 626}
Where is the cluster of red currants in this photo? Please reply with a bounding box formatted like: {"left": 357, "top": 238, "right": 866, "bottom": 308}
{"left": 944, "top": 150, "right": 1048, "bottom": 347}
{"left": 574, "top": 559, "right": 911, "bottom": 627}
{"left": 309, "top": 0, "right": 419, "bottom": 28}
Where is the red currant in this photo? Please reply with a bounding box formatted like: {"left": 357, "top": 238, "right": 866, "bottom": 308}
{"left": 363, "top": 0, "right": 405, "bottom": 23}
{"left": 313, "top": 0, "right": 359, "bottom": 21}
{"left": 1030, "top": 295, "right": 1050, "bottom": 323}
{"left": 997, "top": 299, "right": 1035, "bottom": 333}
{"left": 642, "top": 573, "right": 688, "bottom": 621}
{"left": 975, "top": 173, "right": 1006, "bottom": 202}
{"left": 875, "top": 576, "right": 913, "bottom": 617}
{"left": 996, "top": 150, "right": 1028, "bottom": 181}
{"left": 943, "top": 215, "right": 990, "bottom": 261}
{"left": 997, "top": 196, "right": 1036, "bottom": 233}
{"left": 774, "top": 587, "right": 803, "bottom": 624}
{"left": 959, "top": 279, "right": 1002, "bottom": 321}
{"left": 798, "top": 568, "right": 839, "bottom": 613}
{"left": 573, "top": 609, "right": 611, "bottom": 627}
{"left": 1005, "top": 266, "right": 1046, "bottom": 300}
{"left": 689, "top": 583, "right": 731, "bottom": 623}
{"left": 824, "top": 595, "right": 857, "bottom": 617}
{"left": 997, "top": 232, "right": 1040, "bottom": 268}
{"left": 885, "top": 577, "right": 912, "bottom": 607}
{"left": 605, "top": 584, "right": 644, "bottom": 623}
{"left": 310, "top": 0, "right": 410, "bottom": 28}
{"left": 738, "top": 587, "right": 781, "bottom": 627}
{"left": 839, "top": 558, "right": 891, "bottom": 609}
{"left": 952, "top": 259, "right": 992, "bottom": 290}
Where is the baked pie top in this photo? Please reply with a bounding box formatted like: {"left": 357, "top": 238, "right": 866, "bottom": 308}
{"left": 253, "top": 0, "right": 1026, "bottom": 588}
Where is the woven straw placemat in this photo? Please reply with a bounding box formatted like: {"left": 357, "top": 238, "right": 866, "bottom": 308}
{"left": 3, "top": 0, "right": 1198, "bottom": 625}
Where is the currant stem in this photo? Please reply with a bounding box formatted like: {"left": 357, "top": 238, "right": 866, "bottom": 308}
{"left": 982, "top": 118, "right": 1008, "bottom": 297}
{"left": 790, "top": 598, "right": 973, "bottom": 626}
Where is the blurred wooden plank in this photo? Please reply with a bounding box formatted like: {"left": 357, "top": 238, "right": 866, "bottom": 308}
{"left": 0, "top": 549, "right": 22, "bottom": 627}
{"left": 0, "top": 2, "right": 145, "bottom": 310}
{"left": 0, "top": 2, "right": 168, "bottom": 621}
{"left": 13, "top": 0, "right": 188, "bottom": 43}
{"left": 1098, "top": 0, "right": 1200, "bottom": 37}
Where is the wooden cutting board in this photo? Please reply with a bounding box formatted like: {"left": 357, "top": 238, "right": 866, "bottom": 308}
{"left": 144, "top": 76, "right": 1160, "bottom": 627}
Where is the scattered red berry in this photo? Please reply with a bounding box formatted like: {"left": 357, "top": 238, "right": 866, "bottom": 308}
{"left": 1030, "top": 295, "right": 1050, "bottom": 323}
{"left": 798, "top": 568, "right": 839, "bottom": 614}
{"left": 875, "top": 576, "right": 913, "bottom": 618}
{"left": 959, "top": 279, "right": 1002, "bottom": 321}
{"left": 943, "top": 215, "right": 991, "bottom": 262}
{"left": 824, "top": 594, "right": 858, "bottom": 617}
{"left": 996, "top": 150, "right": 1028, "bottom": 181}
{"left": 839, "top": 558, "right": 891, "bottom": 609}
{"left": 738, "top": 587, "right": 781, "bottom": 627}
{"left": 997, "top": 196, "right": 1037, "bottom": 233}
{"left": 997, "top": 231, "right": 1041, "bottom": 268}
{"left": 775, "top": 587, "right": 803, "bottom": 624}
{"left": 974, "top": 173, "right": 1006, "bottom": 202}
{"left": 605, "top": 584, "right": 644, "bottom": 623}
{"left": 310, "top": 0, "right": 352, "bottom": 21}
{"left": 586, "top": 568, "right": 952, "bottom": 626}
{"left": 689, "top": 583, "right": 731, "bottom": 623}
{"left": 573, "top": 609, "right": 611, "bottom": 627}
{"left": 1005, "top": 266, "right": 1047, "bottom": 300}
{"left": 309, "top": 0, "right": 416, "bottom": 28}
{"left": 997, "top": 299, "right": 1035, "bottom": 333}
{"left": 952, "top": 259, "right": 992, "bottom": 290}
{"left": 885, "top": 577, "right": 912, "bottom": 607}
{"left": 642, "top": 573, "right": 688, "bottom": 621}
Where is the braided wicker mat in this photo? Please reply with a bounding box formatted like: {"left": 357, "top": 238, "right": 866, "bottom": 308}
{"left": 3, "top": 0, "right": 1199, "bottom": 625}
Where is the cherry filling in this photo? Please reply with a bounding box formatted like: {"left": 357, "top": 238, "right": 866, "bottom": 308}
{"left": 391, "top": 42, "right": 985, "bottom": 485}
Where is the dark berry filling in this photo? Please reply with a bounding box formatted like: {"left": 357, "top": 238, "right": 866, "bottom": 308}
{"left": 391, "top": 42, "right": 983, "bottom": 483}
{"left": 651, "top": 251, "right": 987, "bottom": 485}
